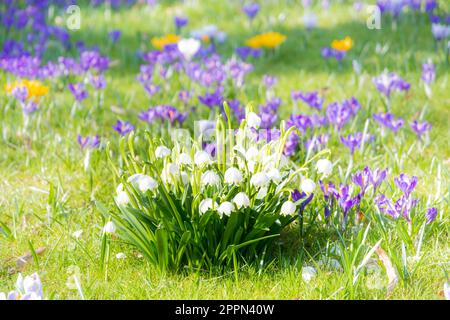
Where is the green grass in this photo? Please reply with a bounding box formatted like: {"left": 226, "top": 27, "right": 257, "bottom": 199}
{"left": 0, "top": 1, "right": 449, "bottom": 299}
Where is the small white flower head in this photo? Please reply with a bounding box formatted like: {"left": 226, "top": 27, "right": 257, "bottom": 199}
{"left": 128, "top": 174, "right": 158, "bottom": 192}
{"left": 217, "top": 201, "right": 234, "bottom": 216}
{"left": 116, "top": 191, "right": 130, "bottom": 206}
{"left": 199, "top": 198, "right": 217, "bottom": 214}
{"left": 116, "top": 183, "right": 124, "bottom": 194}
{"left": 177, "top": 38, "right": 201, "bottom": 60}
{"left": 300, "top": 178, "right": 316, "bottom": 194}
{"left": 247, "top": 112, "right": 261, "bottom": 129}
{"left": 155, "top": 145, "right": 171, "bottom": 158}
{"left": 250, "top": 172, "right": 269, "bottom": 188}
{"left": 280, "top": 200, "right": 297, "bottom": 216}
{"left": 316, "top": 159, "right": 333, "bottom": 177}
{"left": 245, "top": 146, "right": 259, "bottom": 162}
{"left": 194, "top": 150, "right": 212, "bottom": 166}
{"left": 201, "top": 170, "right": 220, "bottom": 187}
{"left": 224, "top": 167, "right": 243, "bottom": 184}
{"left": 103, "top": 221, "right": 116, "bottom": 235}
{"left": 180, "top": 171, "right": 190, "bottom": 185}
{"left": 178, "top": 153, "right": 192, "bottom": 166}
{"left": 72, "top": 230, "right": 83, "bottom": 239}
{"left": 233, "top": 192, "right": 250, "bottom": 209}
{"left": 267, "top": 168, "right": 282, "bottom": 183}
{"left": 302, "top": 266, "right": 317, "bottom": 282}
{"left": 116, "top": 252, "right": 126, "bottom": 260}
{"left": 247, "top": 160, "right": 256, "bottom": 173}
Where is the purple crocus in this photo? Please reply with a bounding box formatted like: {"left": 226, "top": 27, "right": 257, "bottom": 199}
{"left": 421, "top": 61, "right": 435, "bottom": 85}
{"left": 321, "top": 47, "right": 346, "bottom": 61}
{"left": 352, "top": 166, "right": 372, "bottom": 195}
{"left": 291, "top": 189, "right": 314, "bottom": 212}
{"left": 431, "top": 23, "right": 450, "bottom": 41}
{"left": 89, "top": 74, "right": 106, "bottom": 90}
{"left": 425, "top": 207, "right": 438, "bottom": 224}
{"left": 373, "top": 112, "right": 404, "bottom": 133}
{"left": 262, "top": 75, "right": 277, "bottom": 89}
{"left": 77, "top": 134, "right": 100, "bottom": 149}
{"left": 370, "top": 168, "right": 388, "bottom": 192}
{"left": 410, "top": 120, "right": 432, "bottom": 139}
{"left": 198, "top": 90, "right": 223, "bottom": 109}
{"left": 336, "top": 184, "right": 360, "bottom": 217}
{"left": 68, "top": 83, "right": 89, "bottom": 102}
{"left": 108, "top": 30, "right": 122, "bottom": 43}
{"left": 340, "top": 132, "right": 363, "bottom": 154}
{"left": 242, "top": 3, "right": 260, "bottom": 20}
{"left": 372, "top": 72, "right": 410, "bottom": 98}
{"left": 113, "top": 120, "right": 134, "bottom": 136}
{"left": 394, "top": 173, "right": 418, "bottom": 197}
{"left": 174, "top": 16, "right": 189, "bottom": 30}
{"left": 291, "top": 91, "right": 324, "bottom": 110}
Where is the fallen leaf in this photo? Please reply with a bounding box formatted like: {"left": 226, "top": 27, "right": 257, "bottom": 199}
{"left": 16, "top": 247, "right": 46, "bottom": 270}
{"left": 375, "top": 246, "right": 398, "bottom": 297}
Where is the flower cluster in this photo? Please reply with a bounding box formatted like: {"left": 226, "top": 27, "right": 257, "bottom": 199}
{"left": 246, "top": 32, "right": 287, "bottom": 49}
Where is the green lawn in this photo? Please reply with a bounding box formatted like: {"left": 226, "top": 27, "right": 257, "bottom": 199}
{"left": 0, "top": 1, "right": 449, "bottom": 299}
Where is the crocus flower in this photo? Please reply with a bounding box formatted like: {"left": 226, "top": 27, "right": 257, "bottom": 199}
{"left": 410, "top": 120, "right": 432, "bottom": 139}
{"left": 421, "top": 61, "right": 435, "bottom": 85}
{"left": 89, "top": 74, "right": 106, "bottom": 90}
{"left": 425, "top": 207, "right": 438, "bottom": 224}
{"left": 4, "top": 273, "right": 43, "bottom": 300}
{"left": 174, "top": 16, "right": 189, "bottom": 30}
{"left": 68, "top": 83, "right": 88, "bottom": 102}
{"left": 108, "top": 30, "right": 122, "bottom": 43}
{"left": 292, "top": 91, "right": 324, "bottom": 110}
{"left": 113, "top": 120, "right": 134, "bottom": 136}
{"left": 431, "top": 23, "right": 450, "bottom": 41}
{"left": 340, "top": 132, "right": 363, "bottom": 154}
{"left": 372, "top": 72, "right": 410, "bottom": 98}
{"left": 373, "top": 112, "right": 404, "bottom": 133}
{"left": 303, "top": 12, "right": 317, "bottom": 30}
{"left": 394, "top": 173, "right": 418, "bottom": 197}
{"left": 177, "top": 38, "right": 201, "bottom": 61}
{"left": 336, "top": 184, "right": 359, "bottom": 217}
{"left": 370, "top": 168, "right": 388, "bottom": 192}
{"left": 352, "top": 166, "right": 372, "bottom": 195}
{"left": 77, "top": 134, "right": 100, "bottom": 149}
{"left": 262, "top": 75, "right": 277, "bottom": 88}
{"left": 331, "top": 36, "right": 353, "bottom": 52}
{"left": 242, "top": 3, "right": 260, "bottom": 20}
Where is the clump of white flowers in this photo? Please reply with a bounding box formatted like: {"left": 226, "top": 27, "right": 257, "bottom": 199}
{"left": 109, "top": 105, "right": 330, "bottom": 271}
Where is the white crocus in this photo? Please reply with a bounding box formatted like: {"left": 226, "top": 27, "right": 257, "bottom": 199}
{"left": 72, "top": 230, "right": 83, "bottom": 239}
{"left": 233, "top": 192, "right": 250, "bottom": 209}
{"left": 194, "top": 150, "right": 212, "bottom": 166}
{"left": 250, "top": 172, "right": 269, "bottom": 188}
{"left": 224, "top": 167, "right": 243, "bottom": 184}
{"left": 302, "top": 266, "right": 317, "bottom": 282}
{"left": 178, "top": 153, "right": 192, "bottom": 166}
{"left": 199, "top": 198, "right": 217, "bottom": 214}
{"left": 201, "top": 170, "right": 220, "bottom": 187}
{"left": 177, "top": 38, "right": 201, "bottom": 61}
{"left": 103, "top": 221, "right": 116, "bottom": 235}
{"left": 155, "top": 145, "right": 171, "bottom": 158}
{"left": 280, "top": 200, "right": 296, "bottom": 216}
{"left": 247, "top": 112, "right": 261, "bottom": 129}
{"left": 300, "top": 178, "right": 316, "bottom": 194}
{"left": 267, "top": 168, "right": 282, "bottom": 183}
{"left": 116, "top": 252, "right": 126, "bottom": 259}
{"left": 316, "top": 159, "right": 333, "bottom": 177}
{"left": 217, "top": 202, "right": 234, "bottom": 216}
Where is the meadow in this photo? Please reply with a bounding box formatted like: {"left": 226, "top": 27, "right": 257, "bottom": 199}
{"left": 0, "top": 0, "right": 449, "bottom": 300}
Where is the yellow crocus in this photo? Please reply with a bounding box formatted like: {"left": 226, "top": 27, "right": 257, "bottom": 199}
{"left": 331, "top": 36, "right": 354, "bottom": 52}
{"left": 151, "top": 34, "right": 181, "bottom": 50}
{"left": 246, "top": 32, "right": 286, "bottom": 49}
{"left": 5, "top": 79, "right": 49, "bottom": 101}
